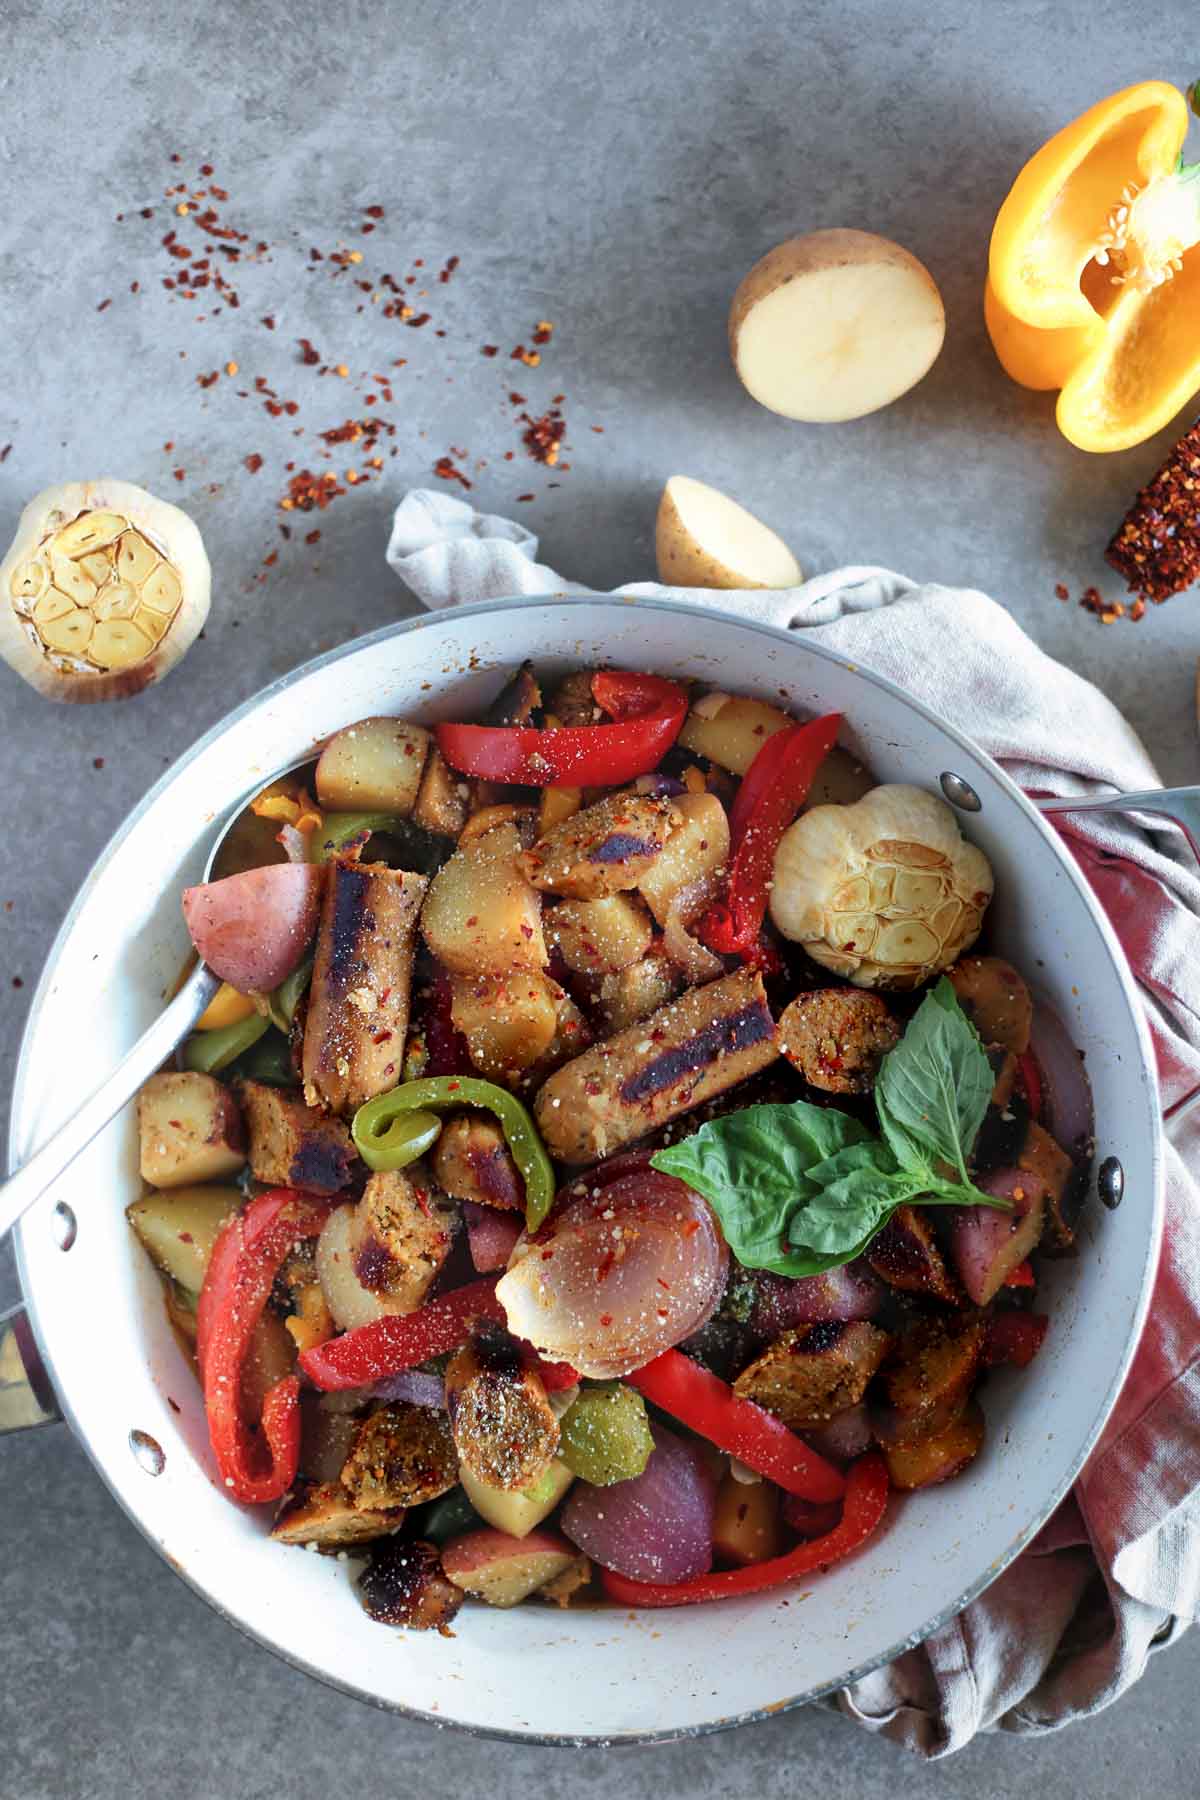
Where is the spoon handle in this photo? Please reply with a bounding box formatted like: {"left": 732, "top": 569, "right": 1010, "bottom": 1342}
{"left": 0, "top": 963, "right": 219, "bottom": 1244}
{"left": 1035, "top": 786, "right": 1200, "bottom": 863}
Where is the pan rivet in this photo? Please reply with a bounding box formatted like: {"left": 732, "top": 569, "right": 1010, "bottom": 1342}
{"left": 51, "top": 1201, "right": 77, "bottom": 1251}
{"left": 940, "top": 772, "right": 982, "bottom": 813}
{"left": 1098, "top": 1156, "right": 1125, "bottom": 1210}
{"left": 129, "top": 1430, "right": 166, "bottom": 1476}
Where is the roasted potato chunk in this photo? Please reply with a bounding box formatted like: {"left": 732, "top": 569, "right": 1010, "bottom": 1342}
{"left": 535, "top": 967, "right": 778, "bottom": 1164}
{"left": 445, "top": 1327, "right": 560, "bottom": 1491}
{"left": 303, "top": 856, "right": 427, "bottom": 1114}
{"left": 547, "top": 893, "right": 654, "bottom": 976}
{"left": 126, "top": 1184, "right": 237, "bottom": 1292}
{"left": 884, "top": 1402, "right": 985, "bottom": 1491}
{"left": 778, "top": 988, "right": 900, "bottom": 1094}
{"left": 316, "top": 716, "right": 430, "bottom": 814}
{"left": 235, "top": 1077, "right": 356, "bottom": 1195}
{"left": 272, "top": 1480, "right": 407, "bottom": 1547}
{"left": 635, "top": 792, "right": 729, "bottom": 926}
{"left": 449, "top": 967, "right": 561, "bottom": 1081}
{"left": 421, "top": 821, "right": 547, "bottom": 974}
{"left": 677, "top": 693, "right": 792, "bottom": 774}
{"left": 340, "top": 1402, "right": 459, "bottom": 1510}
{"left": 520, "top": 793, "right": 682, "bottom": 899}
{"left": 867, "top": 1204, "right": 963, "bottom": 1306}
{"left": 137, "top": 1071, "right": 246, "bottom": 1188}
{"left": 947, "top": 956, "right": 1032, "bottom": 1055}
{"left": 412, "top": 744, "right": 469, "bottom": 839}
{"left": 733, "top": 1320, "right": 891, "bottom": 1429}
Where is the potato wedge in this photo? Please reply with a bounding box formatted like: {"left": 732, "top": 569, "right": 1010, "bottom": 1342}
{"left": 655, "top": 476, "right": 802, "bottom": 591}
{"left": 315, "top": 716, "right": 430, "bottom": 814}
{"left": 884, "top": 1403, "right": 985, "bottom": 1491}
{"left": 441, "top": 1526, "right": 578, "bottom": 1608}
{"left": 126, "top": 1185, "right": 238, "bottom": 1291}
{"left": 412, "top": 744, "right": 468, "bottom": 839}
{"left": 136, "top": 1071, "right": 246, "bottom": 1188}
{"left": 730, "top": 229, "right": 945, "bottom": 422}
{"left": 182, "top": 863, "right": 324, "bottom": 993}
{"left": 635, "top": 792, "right": 729, "bottom": 925}
{"left": 547, "top": 893, "right": 653, "bottom": 977}
{"left": 449, "top": 968, "right": 561, "bottom": 1080}
{"left": 677, "top": 692, "right": 793, "bottom": 775}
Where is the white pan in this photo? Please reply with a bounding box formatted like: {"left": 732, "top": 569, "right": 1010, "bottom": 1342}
{"left": 2, "top": 596, "right": 1161, "bottom": 1745}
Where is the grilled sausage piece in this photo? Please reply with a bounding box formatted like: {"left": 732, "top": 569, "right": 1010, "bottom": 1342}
{"left": 271, "top": 1480, "right": 406, "bottom": 1547}
{"left": 433, "top": 1114, "right": 525, "bottom": 1212}
{"left": 947, "top": 956, "right": 1033, "bottom": 1055}
{"left": 732, "top": 1321, "right": 892, "bottom": 1429}
{"left": 358, "top": 1537, "right": 464, "bottom": 1632}
{"left": 1020, "top": 1121, "right": 1076, "bottom": 1247}
{"left": 339, "top": 1402, "right": 459, "bottom": 1510}
{"left": 777, "top": 988, "right": 900, "bottom": 1094}
{"left": 519, "top": 793, "right": 682, "bottom": 899}
{"left": 534, "top": 967, "right": 779, "bottom": 1164}
{"left": 868, "top": 1204, "right": 963, "bottom": 1305}
{"left": 302, "top": 855, "right": 427, "bottom": 1115}
{"left": 235, "top": 1078, "right": 357, "bottom": 1194}
{"left": 445, "top": 1326, "right": 560, "bottom": 1491}
{"left": 871, "top": 1312, "right": 986, "bottom": 1447}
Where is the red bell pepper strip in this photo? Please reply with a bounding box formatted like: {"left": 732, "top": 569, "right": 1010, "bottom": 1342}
{"left": 196, "top": 1188, "right": 330, "bottom": 1505}
{"left": 435, "top": 672, "right": 687, "bottom": 788}
{"left": 601, "top": 1452, "right": 888, "bottom": 1608}
{"left": 628, "top": 1348, "right": 845, "bottom": 1502}
{"left": 1016, "top": 1051, "right": 1043, "bottom": 1121}
{"left": 983, "top": 1311, "right": 1048, "bottom": 1368}
{"left": 699, "top": 713, "right": 842, "bottom": 956}
{"left": 1004, "top": 1259, "right": 1036, "bottom": 1289}
{"left": 299, "top": 1277, "right": 505, "bottom": 1390}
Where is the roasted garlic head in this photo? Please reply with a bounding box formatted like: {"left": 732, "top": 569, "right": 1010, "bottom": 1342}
{"left": 0, "top": 479, "right": 210, "bottom": 702}
{"left": 769, "top": 784, "right": 993, "bottom": 989}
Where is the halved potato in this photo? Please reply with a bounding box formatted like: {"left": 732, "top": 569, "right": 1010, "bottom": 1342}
{"left": 730, "top": 229, "right": 945, "bottom": 422}
{"left": 655, "top": 476, "right": 802, "bottom": 590}
{"left": 126, "top": 1185, "right": 238, "bottom": 1291}
{"left": 441, "top": 1526, "right": 578, "bottom": 1607}
{"left": 182, "top": 864, "right": 324, "bottom": 993}
{"left": 136, "top": 1072, "right": 246, "bottom": 1188}
{"left": 421, "top": 822, "right": 547, "bottom": 974}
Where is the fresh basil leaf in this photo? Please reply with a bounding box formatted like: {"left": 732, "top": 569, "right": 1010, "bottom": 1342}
{"left": 650, "top": 1102, "right": 870, "bottom": 1274}
{"left": 875, "top": 978, "right": 992, "bottom": 1184}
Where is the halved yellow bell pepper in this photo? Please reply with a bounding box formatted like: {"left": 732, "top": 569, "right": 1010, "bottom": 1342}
{"left": 986, "top": 80, "right": 1200, "bottom": 451}
{"left": 195, "top": 981, "right": 257, "bottom": 1031}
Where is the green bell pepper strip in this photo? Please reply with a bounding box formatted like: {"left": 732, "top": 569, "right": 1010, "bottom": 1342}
{"left": 311, "top": 813, "right": 402, "bottom": 862}
{"left": 183, "top": 1010, "right": 270, "bottom": 1074}
{"left": 266, "top": 955, "right": 314, "bottom": 1034}
{"left": 352, "top": 1105, "right": 443, "bottom": 1172}
{"left": 351, "top": 1077, "right": 557, "bottom": 1231}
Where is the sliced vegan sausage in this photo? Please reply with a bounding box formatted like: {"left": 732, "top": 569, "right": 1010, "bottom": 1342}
{"left": 871, "top": 1312, "right": 986, "bottom": 1447}
{"left": 519, "top": 793, "right": 682, "bottom": 899}
{"left": 732, "top": 1320, "right": 892, "bottom": 1429}
{"left": 777, "top": 988, "right": 900, "bottom": 1094}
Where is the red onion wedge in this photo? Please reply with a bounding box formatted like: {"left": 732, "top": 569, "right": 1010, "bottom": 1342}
{"left": 750, "top": 1263, "right": 883, "bottom": 1337}
{"left": 1028, "top": 1001, "right": 1094, "bottom": 1162}
{"left": 369, "top": 1370, "right": 446, "bottom": 1409}
{"left": 497, "top": 1171, "right": 728, "bottom": 1379}
{"left": 562, "top": 1420, "right": 716, "bottom": 1582}
{"left": 464, "top": 1202, "right": 523, "bottom": 1273}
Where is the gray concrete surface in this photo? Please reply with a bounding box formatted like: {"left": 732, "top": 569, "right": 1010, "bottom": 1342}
{"left": 2, "top": 0, "right": 1198, "bottom": 1793}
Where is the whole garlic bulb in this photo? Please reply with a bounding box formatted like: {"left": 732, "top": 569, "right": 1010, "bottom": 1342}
{"left": 0, "top": 478, "right": 210, "bottom": 702}
{"left": 769, "top": 784, "right": 993, "bottom": 989}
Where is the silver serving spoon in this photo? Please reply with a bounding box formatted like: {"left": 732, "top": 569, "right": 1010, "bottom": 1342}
{"left": 1034, "top": 785, "right": 1200, "bottom": 862}
{"left": 0, "top": 757, "right": 312, "bottom": 1243}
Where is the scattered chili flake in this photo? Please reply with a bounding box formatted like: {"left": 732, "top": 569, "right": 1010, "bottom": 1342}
{"left": 520, "top": 407, "right": 566, "bottom": 467}
{"left": 93, "top": 757, "right": 105, "bottom": 770}
{"left": 130, "top": 281, "right": 140, "bottom": 294}
{"left": 197, "top": 369, "right": 220, "bottom": 388}
{"left": 1106, "top": 420, "right": 1200, "bottom": 604}
{"left": 407, "top": 312, "right": 431, "bottom": 328}
{"left": 532, "top": 320, "right": 554, "bottom": 344}
{"left": 225, "top": 360, "right": 239, "bottom": 376}
{"left": 280, "top": 469, "right": 345, "bottom": 512}
{"left": 263, "top": 551, "right": 278, "bottom": 567}
{"left": 244, "top": 452, "right": 263, "bottom": 473}
{"left": 12, "top": 977, "right": 23, "bottom": 990}
{"left": 433, "top": 455, "right": 472, "bottom": 490}
{"left": 305, "top": 529, "right": 321, "bottom": 545}
{"left": 481, "top": 344, "right": 499, "bottom": 357}
{"left": 1054, "top": 582, "right": 1070, "bottom": 600}
{"left": 173, "top": 468, "right": 186, "bottom": 482}
{"left": 365, "top": 204, "right": 385, "bottom": 220}
{"left": 96, "top": 297, "right": 112, "bottom": 312}
{"left": 298, "top": 338, "right": 321, "bottom": 365}
{"left": 261, "top": 314, "right": 276, "bottom": 329}
{"left": 511, "top": 344, "right": 540, "bottom": 366}
{"left": 0, "top": 444, "right": 11, "bottom": 464}
{"left": 439, "top": 255, "right": 460, "bottom": 283}
{"left": 335, "top": 363, "right": 349, "bottom": 377}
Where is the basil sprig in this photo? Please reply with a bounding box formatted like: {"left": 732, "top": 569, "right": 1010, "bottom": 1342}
{"left": 651, "top": 978, "right": 1011, "bottom": 1277}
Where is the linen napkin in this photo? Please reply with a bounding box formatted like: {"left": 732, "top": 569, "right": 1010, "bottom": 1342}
{"left": 386, "top": 489, "right": 1200, "bottom": 1757}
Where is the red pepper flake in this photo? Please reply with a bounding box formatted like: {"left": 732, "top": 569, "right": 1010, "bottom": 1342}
{"left": 297, "top": 337, "right": 321, "bottom": 365}
{"left": 439, "top": 255, "right": 460, "bottom": 283}
{"left": 365, "top": 204, "right": 385, "bottom": 220}
{"left": 519, "top": 407, "right": 566, "bottom": 467}
{"left": 0, "top": 444, "right": 11, "bottom": 464}
{"left": 244, "top": 452, "right": 263, "bottom": 474}
{"left": 1106, "top": 421, "right": 1200, "bottom": 604}
{"left": 433, "top": 455, "right": 472, "bottom": 489}
{"left": 261, "top": 314, "right": 276, "bottom": 329}
{"left": 1054, "top": 582, "right": 1069, "bottom": 600}
{"left": 130, "top": 281, "right": 140, "bottom": 294}
{"left": 305, "top": 529, "right": 321, "bottom": 545}
{"left": 280, "top": 469, "right": 346, "bottom": 513}
{"left": 511, "top": 344, "right": 540, "bottom": 366}
{"left": 12, "top": 977, "right": 24, "bottom": 990}
{"left": 173, "top": 468, "right": 186, "bottom": 482}
{"left": 96, "top": 297, "right": 112, "bottom": 312}
{"left": 481, "top": 344, "right": 499, "bottom": 357}
{"left": 407, "top": 312, "right": 431, "bottom": 328}
{"left": 92, "top": 757, "right": 105, "bottom": 770}
{"left": 263, "top": 551, "right": 278, "bottom": 567}
{"left": 532, "top": 320, "right": 554, "bottom": 345}
{"left": 516, "top": 493, "right": 535, "bottom": 502}
{"left": 197, "top": 369, "right": 220, "bottom": 388}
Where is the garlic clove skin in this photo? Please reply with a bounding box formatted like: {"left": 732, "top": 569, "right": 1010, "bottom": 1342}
{"left": 769, "top": 784, "right": 994, "bottom": 990}
{"left": 0, "top": 478, "right": 210, "bottom": 703}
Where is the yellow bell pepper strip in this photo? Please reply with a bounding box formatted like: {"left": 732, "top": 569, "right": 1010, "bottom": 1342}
{"left": 986, "top": 80, "right": 1200, "bottom": 452}
{"left": 195, "top": 981, "right": 257, "bottom": 1032}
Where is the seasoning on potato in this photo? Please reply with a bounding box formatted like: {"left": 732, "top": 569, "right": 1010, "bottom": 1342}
{"left": 0, "top": 479, "right": 210, "bottom": 701}
{"left": 729, "top": 229, "right": 946, "bottom": 422}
